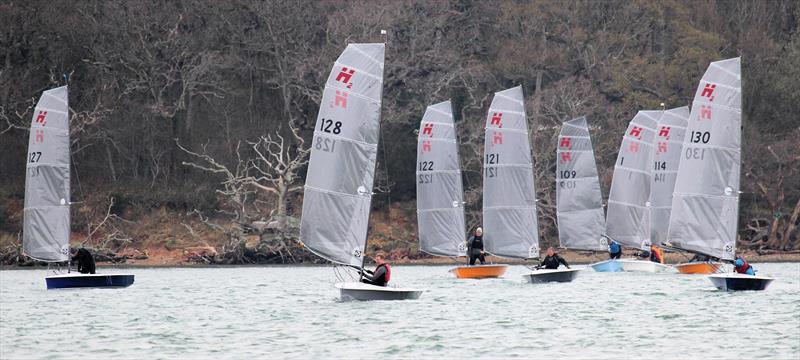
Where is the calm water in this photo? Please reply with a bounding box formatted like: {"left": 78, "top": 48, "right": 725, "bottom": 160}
{"left": 1, "top": 263, "right": 798, "bottom": 359}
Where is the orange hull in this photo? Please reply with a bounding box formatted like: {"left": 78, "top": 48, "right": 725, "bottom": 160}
{"left": 449, "top": 265, "right": 507, "bottom": 279}
{"left": 674, "top": 262, "right": 722, "bottom": 274}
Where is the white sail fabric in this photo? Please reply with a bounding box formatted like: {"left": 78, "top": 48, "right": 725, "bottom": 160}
{"left": 300, "top": 43, "right": 385, "bottom": 267}
{"left": 667, "top": 58, "right": 741, "bottom": 260}
{"left": 556, "top": 116, "right": 606, "bottom": 251}
{"left": 23, "top": 86, "right": 70, "bottom": 262}
{"left": 482, "top": 86, "right": 539, "bottom": 259}
{"left": 416, "top": 101, "right": 467, "bottom": 257}
{"left": 649, "top": 106, "right": 689, "bottom": 246}
{"left": 605, "top": 111, "right": 660, "bottom": 250}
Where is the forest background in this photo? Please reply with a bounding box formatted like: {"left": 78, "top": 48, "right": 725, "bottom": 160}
{"left": 1, "top": 0, "right": 798, "bottom": 265}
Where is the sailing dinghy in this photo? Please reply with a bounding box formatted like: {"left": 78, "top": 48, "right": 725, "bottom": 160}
{"left": 652, "top": 106, "right": 723, "bottom": 274}
{"left": 300, "top": 43, "right": 421, "bottom": 301}
{"left": 602, "top": 110, "right": 671, "bottom": 273}
{"left": 24, "top": 86, "right": 134, "bottom": 289}
{"left": 666, "top": 57, "right": 772, "bottom": 290}
{"left": 414, "top": 101, "right": 485, "bottom": 278}
{"left": 548, "top": 116, "right": 610, "bottom": 278}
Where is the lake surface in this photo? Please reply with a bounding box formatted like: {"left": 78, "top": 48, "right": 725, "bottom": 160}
{"left": 1, "top": 263, "right": 798, "bottom": 359}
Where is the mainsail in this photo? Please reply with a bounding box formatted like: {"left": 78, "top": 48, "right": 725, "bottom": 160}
{"left": 416, "top": 100, "right": 467, "bottom": 257}
{"left": 556, "top": 116, "right": 606, "bottom": 251}
{"left": 667, "top": 58, "right": 741, "bottom": 260}
{"left": 649, "top": 106, "right": 689, "bottom": 246}
{"left": 23, "top": 86, "right": 70, "bottom": 262}
{"left": 482, "top": 86, "right": 539, "bottom": 259}
{"left": 300, "top": 43, "right": 385, "bottom": 267}
{"left": 605, "top": 110, "right": 660, "bottom": 250}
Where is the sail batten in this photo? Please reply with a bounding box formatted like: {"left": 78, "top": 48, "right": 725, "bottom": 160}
{"left": 482, "top": 86, "right": 539, "bottom": 259}
{"left": 667, "top": 58, "right": 742, "bottom": 260}
{"left": 416, "top": 100, "right": 467, "bottom": 257}
{"left": 23, "top": 86, "right": 70, "bottom": 263}
{"left": 300, "top": 43, "right": 385, "bottom": 267}
{"left": 556, "top": 117, "right": 607, "bottom": 251}
{"left": 605, "top": 110, "right": 660, "bottom": 250}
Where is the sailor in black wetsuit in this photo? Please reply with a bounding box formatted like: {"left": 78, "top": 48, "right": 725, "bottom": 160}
{"left": 361, "top": 253, "right": 391, "bottom": 287}
{"left": 467, "top": 227, "right": 486, "bottom": 265}
{"left": 537, "top": 247, "right": 570, "bottom": 270}
{"left": 70, "top": 247, "right": 96, "bottom": 274}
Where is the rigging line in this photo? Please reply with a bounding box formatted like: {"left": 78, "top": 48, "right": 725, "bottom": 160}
{"left": 70, "top": 138, "right": 86, "bottom": 202}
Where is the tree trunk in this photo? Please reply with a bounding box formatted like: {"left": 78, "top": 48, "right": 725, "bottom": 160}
{"left": 782, "top": 197, "right": 800, "bottom": 249}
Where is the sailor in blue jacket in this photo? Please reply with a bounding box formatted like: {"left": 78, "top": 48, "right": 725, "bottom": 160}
{"left": 734, "top": 257, "right": 755, "bottom": 275}
{"left": 608, "top": 240, "right": 622, "bottom": 259}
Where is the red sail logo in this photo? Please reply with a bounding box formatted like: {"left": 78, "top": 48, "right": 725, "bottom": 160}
{"left": 490, "top": 112, "right": 503, "bottom": 128}
{"left": 492, "top": 131, "right": 503, "bottom": 146}
{"left": 331, "top": 90, "right": 348, "bottom": 108}
{"left": 629, "top": 126, "right": 642, "bottom": 139}
{"left": 335, "top": 67, "right": 355, "bottom": 89}
{"left": 560, "top": 152, "right": 572, "bottom": 163}
{"left": 559, "top": 137, "right": 572, "bottom": 149}
{"left": 422, "top": 140, "right": 431, "bottom": 153}
{"left": 422, "top": 123, "right": 433, "bottom": 137}
{"left": 701, "top": 83, "right": 716, "bottom": 101}
{"left": 35, "top": 111, "right": 47, "bottom": 125}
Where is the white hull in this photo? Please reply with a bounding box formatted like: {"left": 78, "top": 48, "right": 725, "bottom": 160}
{"left": 335, "top": 282, "right": 422, "bottom": 301}
{"left": 617, "top": 259, "right": 672, "bottom": 273}
{"left": 522, "top": 268, "right": 580, "bottom": 283}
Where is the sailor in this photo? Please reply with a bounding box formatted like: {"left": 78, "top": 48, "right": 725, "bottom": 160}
{"left": 70, "top": 247, "right": 96, "bottom": 274}
{"left": 467, "top": 227, "right": 486, "bottom": 265}
{"left": 733, "top": 256, "right": 755, "bottom": 275}
{"left": 361, "top": 253, "right": 391, "bottom": 286}
{"left": 537, "top": 247, "right": 570, "bottom": 269}
{"left": 649, "top": 244, "right": 665, "bottom": 264}
{"left": 608, "top": 239, "right": 622, "bottom": 259}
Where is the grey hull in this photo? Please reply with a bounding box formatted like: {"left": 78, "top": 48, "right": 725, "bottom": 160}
{"left": 707, "top": 274, "right": 773, "bottom": 291}
{"left": 336, "top": 282, "right": 422, "bottom": 301}
{"left": 523, "top": 268, "right": 580, "bottom": 283}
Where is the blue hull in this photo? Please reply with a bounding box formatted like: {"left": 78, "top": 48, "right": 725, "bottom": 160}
{"left": 590, "top": 260, "right": 623, "bottom": 272}
{"left": 46, "top": 274, "right": 135, "bottom": 289}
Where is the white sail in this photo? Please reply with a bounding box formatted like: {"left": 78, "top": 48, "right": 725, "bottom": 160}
{"left": 556, "top": 116, "right": 606, "bottom": 251}
{"left": 416, "top": 101, "right": 467, "bottom": 257}
{"left": 605, "top": 110, "right": 660, "bottom": 250}
{"left": 23, "top": 86, "right": 70, "bottom": 262}
{"left": 649, "top": 106, "right": 689, "bottom": 246}
{"left": 299, "top": 43, "right": 385, "bottom": 267}
{"left": 482, "top": 86, "right": 539, "bottom": 259}
{"left": 667, "top": 58, "right": 741, "bottom": 260}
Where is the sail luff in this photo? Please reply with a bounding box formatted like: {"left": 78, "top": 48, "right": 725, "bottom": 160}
{"left": 23, "top": 86, "right": 71, "bottom": 262}
{"left": 482, "top": 86, "right": 539, "bottom": 259}
{"left": 299, "top": 43, "right": 385, "bottom": 266}
{"left": 667, "top": 58, "right": 742, "bottom": 260}
{"left": 605, "top": 110, "right": 661, "bottom": 250}
{"left": 556, "top": 116, "right": 606, "bottom": 251}
{"left": 416, "top": 101, "right": 467, "bottom": 257}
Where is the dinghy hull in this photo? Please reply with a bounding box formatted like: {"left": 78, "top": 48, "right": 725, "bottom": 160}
{"left": 707, "top": 274, "right": 773, "bottom": 291}
{"left": 336, "top": 282, "right": 422, "bottom": 301}
{"left": 449, "top": 264, "right": 507, "bottom": 279}
{"left": 46, "top": 273, "right": 135, "bottom": 289}
{"left": 674, "top": 262, "right": 723, "bottom": 274}
{"left": 523, "top": 268, "right": 580, "bottom": 283}
{"left": 617, "top": 259, "right": 671, "bottom": 273}
{"left": 590, "top": 260, "right": 623, "bottom": 272}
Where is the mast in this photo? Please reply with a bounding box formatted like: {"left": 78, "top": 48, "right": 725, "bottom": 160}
{"left": 299, "top": 43, "right": 386, "bottom": 267}
{"left": 23, "top": 86, "right": 70, "bottom": 263}
{"left": 482, "top": 86, "right": 539, "bottom": 259}
{"left": 667, "top": 58, "right": 742, "bottom": 260}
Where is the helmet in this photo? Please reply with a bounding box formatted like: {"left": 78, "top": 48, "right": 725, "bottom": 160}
{"left": 734, "top": 258, "right": 744, "bottom": 267}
